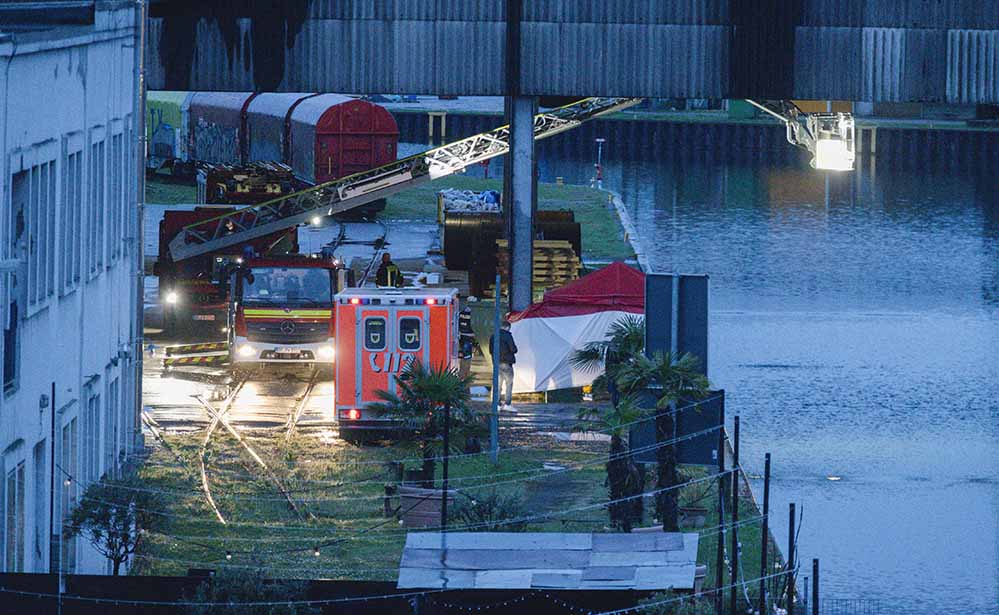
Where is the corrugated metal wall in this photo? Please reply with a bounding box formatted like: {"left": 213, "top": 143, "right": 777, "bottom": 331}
{"left": 146, "top": 0, "right": 999, "bottom": 102}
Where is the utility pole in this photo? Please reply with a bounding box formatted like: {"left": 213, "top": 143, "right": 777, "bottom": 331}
{"left": 714, "top": 406, "right": 725, "bottom": 615}
{"left": 440, "top": 402, "right": 451, "bottom": 531}
{"left": 812, "top": 558, "right": 819, "bottom": 615}
{"left": 759, "top": 453, "right": 771, "bottom": 615}
{"left": 787, "top": 503, "right": 797, "bottom": 615}
{"left": 729, "top": 416, "right": 740, "bottom": 615}
{"left": 48, "top": 382, "right": 57, "bottom": 573}
{"left": 489, "top": 273, "right": 501, "bottom": 463}
{"left": 593, "top": 137, "right": 605, "bottom": 187}
{"left": 132, "top": 0, "right": 149, "bottom": 461}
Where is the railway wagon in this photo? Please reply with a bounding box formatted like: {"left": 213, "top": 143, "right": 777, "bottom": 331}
{"left": 334, "top": 288, "right": 459, "bottom": 443}
{"left": 146, "top": 91, "right": 399, "bottom": 185}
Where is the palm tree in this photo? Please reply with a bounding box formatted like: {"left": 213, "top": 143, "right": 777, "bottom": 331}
{"left": 570, "top": 315, "right": 645, "bottom": 406}
{"left": 370, "top": 360, "right": 478, "bottom": 486}
{"left": 616, "top": 351, "right": 710, "bottom": 532}
{"left": 577, "top": 395, "right": 645, "bottom": 531}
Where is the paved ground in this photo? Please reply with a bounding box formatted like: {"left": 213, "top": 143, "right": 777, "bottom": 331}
{"left": 142, "top": 332, "right": 591, "bottom": 443}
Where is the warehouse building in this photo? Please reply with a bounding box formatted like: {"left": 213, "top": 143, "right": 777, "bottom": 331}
{"left": 0, "top": 2, "right": 142, "bottom": 575}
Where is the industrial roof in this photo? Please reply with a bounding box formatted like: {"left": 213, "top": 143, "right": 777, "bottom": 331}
{"left": 397, "top": 532, "right": 699, "bottom": 591}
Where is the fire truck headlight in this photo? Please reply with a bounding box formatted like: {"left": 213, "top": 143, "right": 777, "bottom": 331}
{"left": 237, "top": 345, "right": 255, "bottom": 358}
{"left": 164, "top": 291, "right": 179, "bottom": 305}
{"left": 318, "top": 346, "right": 335, "bottom": 360}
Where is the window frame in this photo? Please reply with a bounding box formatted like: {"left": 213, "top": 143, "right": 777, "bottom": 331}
{"left": 87, "top": 126, "right": 106, "bottom": 279}
{"left": 61, "top": 133, "right": 84, "bottom": 295}
{"left": 363, "top": 317, "right": 387, "bottom": 352}
{"left": 4, "top": 460, "right": 25, "bottom": 572}
{"left": 398, "top": 317, "right": 423, "bottom": 352}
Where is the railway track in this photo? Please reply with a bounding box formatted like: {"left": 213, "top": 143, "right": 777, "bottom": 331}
{"left": 198, "top": 377, "right": 245, "bottom": 525}
{"left": 194, "top": 367, "right": 333, "bottom": 525}
{"left": 285, "top": 366, "right": 320, "bottom": 440}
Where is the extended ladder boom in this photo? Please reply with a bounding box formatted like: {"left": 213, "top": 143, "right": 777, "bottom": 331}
{"left": 168, "top": 97, "right": 642, "bottom": 261}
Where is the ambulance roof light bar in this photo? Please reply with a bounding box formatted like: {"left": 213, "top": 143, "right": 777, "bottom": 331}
{"left": 168, "top": 97, "right": 643, "bottom": 262}
{"left": 745, "top": 100, "right": 855, "bottom": 171}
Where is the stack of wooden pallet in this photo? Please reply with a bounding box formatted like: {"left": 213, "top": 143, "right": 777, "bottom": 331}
{"left": 485, "top": 239, "right": 581, "bottom": 299}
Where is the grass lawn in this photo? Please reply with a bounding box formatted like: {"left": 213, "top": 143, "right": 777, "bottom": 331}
{"left": 136, "top": 422, "right": 770, "bottom": 603}
{"left": 146, "top": 176, "right": 197, "bottom": 205}
{"left": 384, "top": 175, "right": 634, "bottom": 262}
{"left": 145, "top": 175, "right": 634, "bottom": 262}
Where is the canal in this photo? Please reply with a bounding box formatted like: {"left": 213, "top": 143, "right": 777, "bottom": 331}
{"left": 418, "top": 143, "right": 999, "bottom": 615}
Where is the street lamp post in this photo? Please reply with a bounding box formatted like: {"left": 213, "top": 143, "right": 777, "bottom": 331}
{"left": 593, "top": 138, "right": 606, "bottom": 187}
{"left": 440, "top": 401, "right": 451, "bottom": 531}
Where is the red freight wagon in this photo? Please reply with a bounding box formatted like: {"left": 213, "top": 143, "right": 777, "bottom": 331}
{"left": 334, "top": 288, "right": 459, "bottom": 443}
{"left": 186, "top": 92, "right": 398, "bottom": 185}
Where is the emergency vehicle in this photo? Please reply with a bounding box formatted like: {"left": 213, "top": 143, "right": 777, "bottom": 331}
{"left": 155, "top": 207, "right": 297, "bottom": 334}
{"left": 229, "top": 253, "right": 352, "bottom": 365}
{"left": 334, "top": 288, "right": 459, "bottom": 442}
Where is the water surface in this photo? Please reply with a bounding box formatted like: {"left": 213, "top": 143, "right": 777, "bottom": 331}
{"left": 450, "top": 147, "right": 999, "bottom": 615}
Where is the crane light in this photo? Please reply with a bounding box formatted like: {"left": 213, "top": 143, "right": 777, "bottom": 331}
{"left": 745, "top": 100, "right": 856, "bottom": 172}
{"left": 808, "top": 114, "right": 855, "bottom": 171}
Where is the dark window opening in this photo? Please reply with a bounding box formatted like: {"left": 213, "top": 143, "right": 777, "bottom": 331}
{"left": 364, "top": 318, "right": 386, "bottom": 351}
{"left": 3, "top": 301, "right": 17, "bottom": 392}
{"left": 399, "top": 318, "right": 421, "bottom": 351}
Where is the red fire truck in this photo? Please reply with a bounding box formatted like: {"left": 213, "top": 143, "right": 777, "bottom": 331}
{"left": 155, "top": 207, "right": 297, "bottom": 334}
{"left": 229, "top": 254, "right": 353, "bottom": 366}
{"left": 334, "top": 288, "right": 459, "bottom": 442}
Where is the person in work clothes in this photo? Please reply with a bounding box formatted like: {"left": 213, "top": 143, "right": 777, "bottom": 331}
{"left": 489, "top": 319, "right": 518, "bottom": 410}
{"left": 458, "top": 304, "right": 476, "bottom": 380}
{"left": 375, "top": 252, "right": 403, "bottom": 288}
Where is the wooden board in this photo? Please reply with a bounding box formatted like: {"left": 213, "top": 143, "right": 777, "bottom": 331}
{"left": 404, "top": 532, "right": 593, "bottom": 551}
{"left": 592, "top": 532, "right": 685, "bottom": 552}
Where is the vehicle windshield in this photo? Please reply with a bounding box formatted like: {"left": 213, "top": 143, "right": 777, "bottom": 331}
{"left": 241, "top": 267, "right": 332, "bottom": 306}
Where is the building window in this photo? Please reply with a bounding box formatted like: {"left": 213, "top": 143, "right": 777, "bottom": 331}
{"left": 4, "top": 461, "right": 25, "bottom": 572}
{"left": 3, "top": 301, "right": 17, "bottom": 393}
{"left": 104, "top": 376, "right": 119, "bottom": 476}
{"left": 61, "top": 149, "right": 83, "bottom": 291}
{"left": 88, "top": 139, "right": 105, "bottom": 276}
{"left": 84, "top": 392, "right": 101, "bottom": 484}
{"left": 17, "top": 160, "right": 58, "bottom": 309}
{"left": 109, "top": 133, "right": 122, "bottom": 264}
{"left": 32, "top": 441, "right": 46, "bottom": 571}
{"left": 59, "top": 417, "right": 77, "bottom": 573}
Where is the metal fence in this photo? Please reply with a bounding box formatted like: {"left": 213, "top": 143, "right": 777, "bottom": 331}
{"left": 816, "top": 598, "right": 890, "bottom": 615}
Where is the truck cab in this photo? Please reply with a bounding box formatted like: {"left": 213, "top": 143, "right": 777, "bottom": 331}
{"left": 156, "top": 207, "right": 298, "bottom": 336}
{"left": 229, "top": 255, "right": 352, "bottom": 365}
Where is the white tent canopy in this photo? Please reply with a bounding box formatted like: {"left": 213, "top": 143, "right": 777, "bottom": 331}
{"left": 507, "top": 262, "right": 645, "bottom": 394}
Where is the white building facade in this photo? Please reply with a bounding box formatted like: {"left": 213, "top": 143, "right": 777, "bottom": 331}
{"left": 0, "top": 2, "right": 142, "bottom": 575}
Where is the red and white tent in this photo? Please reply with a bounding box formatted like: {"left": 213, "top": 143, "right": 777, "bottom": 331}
{"left": 508, "top": 262, "right": 645, "bottom": 393}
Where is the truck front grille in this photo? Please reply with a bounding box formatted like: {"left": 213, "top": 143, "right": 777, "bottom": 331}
{"left": 245, "top": 320, "right": 329, "bottom": 344}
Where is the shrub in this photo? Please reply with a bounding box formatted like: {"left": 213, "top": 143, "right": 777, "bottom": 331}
{"left": 186, "top": 566, "right": 319, "bottom": 615}
{"left": 636, "top": 590, "right": 714, "bottom": 615}
{"left": 449, "top": 490, "right": 527, "bottom": 532}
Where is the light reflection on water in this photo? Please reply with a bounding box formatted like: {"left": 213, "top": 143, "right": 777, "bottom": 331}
{"left": 439, "top": 144, "right": 999, "bottom": 615}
